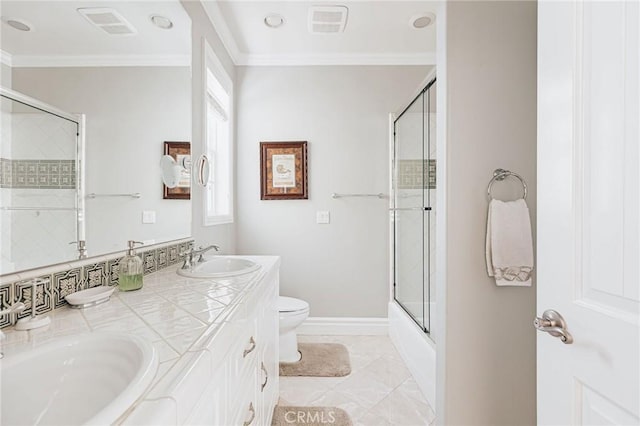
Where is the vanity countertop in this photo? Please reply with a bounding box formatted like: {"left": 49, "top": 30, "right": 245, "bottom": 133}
{"left": 1, "top": 256, "right": 280, "bottom": 392}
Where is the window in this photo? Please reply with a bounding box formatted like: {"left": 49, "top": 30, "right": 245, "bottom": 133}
{"left": 203, "top": 41, "right": 233, "bottom": 225}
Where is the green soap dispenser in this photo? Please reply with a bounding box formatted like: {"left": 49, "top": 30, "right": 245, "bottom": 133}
{"left": 119, "top": 240, "right": 144, "bottom": 291}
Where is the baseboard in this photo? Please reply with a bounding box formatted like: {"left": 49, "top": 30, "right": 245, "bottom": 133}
{"left": 298, "top": 317, "right": 389, "bottom": 336}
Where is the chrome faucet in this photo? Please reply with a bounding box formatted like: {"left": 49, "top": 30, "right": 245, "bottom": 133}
{"left": 180, "top": 245, "right": 220, "bottom": 269}
{"left": 0, "top": 302, "right": 26, "bottom": 359}
{"left": 69, "top": 240, "right": 88, "bottom": 259}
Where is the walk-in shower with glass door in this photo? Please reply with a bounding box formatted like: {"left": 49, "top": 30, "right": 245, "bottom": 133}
{"left": 393, "top": 79, "right": 436, "bottom": 333}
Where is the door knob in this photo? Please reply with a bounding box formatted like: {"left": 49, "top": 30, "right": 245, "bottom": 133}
{"left": 534, "top": 309, "right": 573, "bottom": 344}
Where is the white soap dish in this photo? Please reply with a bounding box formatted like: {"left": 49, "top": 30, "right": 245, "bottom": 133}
{"left": 66, "top": 286, "right": 115, "bottom": 309}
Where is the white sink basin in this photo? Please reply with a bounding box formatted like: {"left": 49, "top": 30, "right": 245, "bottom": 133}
{"left": 1, "top": 333, "right": 158, "bottom": 426}
{"left": 177, "top": 257, "right": 260, "bottom": 278}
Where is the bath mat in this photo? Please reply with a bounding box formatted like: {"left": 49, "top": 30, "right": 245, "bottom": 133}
{"left": 279, "top": 343, "right": 351, "bottom": 377}
{"left": 272, "top": 406, "right": 352, "bottom": 426}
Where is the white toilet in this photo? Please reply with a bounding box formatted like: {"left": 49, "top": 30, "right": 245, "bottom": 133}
{"left": 278, "top": 296, "right": 309, "bottom": 363}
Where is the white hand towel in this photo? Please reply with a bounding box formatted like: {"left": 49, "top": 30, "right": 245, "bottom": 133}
{"left": 485, "top": 198, "right": 534, "bottom": 286}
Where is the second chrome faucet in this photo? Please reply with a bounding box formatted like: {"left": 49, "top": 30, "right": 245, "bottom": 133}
{"left": 180, "top": 244, "right": 220, "bottom": 269}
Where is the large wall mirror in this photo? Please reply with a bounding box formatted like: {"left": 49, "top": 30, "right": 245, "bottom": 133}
{"left": 0, "top": 1, "right": 192, "bottom": 275}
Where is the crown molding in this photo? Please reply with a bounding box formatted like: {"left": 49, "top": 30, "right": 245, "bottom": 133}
{"left": 8, "top": 54, "right": 191, "bottom": 68}
{"left": 237, "top": 52, "right": 437, "bottom": 66}
{"left": 200, "top": 0, "right": 241, "bottom": 64}
{"left": 1, "top": 50, "right": 13, "bottom": 67}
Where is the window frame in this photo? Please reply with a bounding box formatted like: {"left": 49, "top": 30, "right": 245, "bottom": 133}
{"left": 202, "top": 39, "right": 234, "bottom": 226}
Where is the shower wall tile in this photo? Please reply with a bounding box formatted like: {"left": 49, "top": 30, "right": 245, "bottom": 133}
{"left": 0, "top": 158, "right": 77, "bottom": 189}
{"left": 397, "top": 159, "right": 436, "bottom": 190}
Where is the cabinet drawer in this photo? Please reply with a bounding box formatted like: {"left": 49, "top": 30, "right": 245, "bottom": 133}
{"left": 228, "top": 320, "right": 258, "bottom": 378}
{"left": 184, "top": 367, "right": 226, "bottom": 426}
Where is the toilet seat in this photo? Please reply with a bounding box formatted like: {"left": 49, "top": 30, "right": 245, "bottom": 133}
{"left": 278, "top": 296, "right": 309, "bottom": 313}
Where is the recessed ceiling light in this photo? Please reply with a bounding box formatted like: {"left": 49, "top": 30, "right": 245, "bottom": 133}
{"left": 150, "top": 15, "right": 173, "bottom": 30}
{"left": 2, "top": 17, "right": 32, "bottom": 32}
{"left": 410, "top": 13, "right": 435, "bottom": 29}
{"left": 264, "top": 14, "right": 285, "bottom": 29}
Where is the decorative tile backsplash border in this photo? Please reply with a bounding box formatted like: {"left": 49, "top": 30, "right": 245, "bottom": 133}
{"left": 0, "top": 158, "right": 77, "bottom": 189}
{"left": 0, "top": 238, "right": 193, "bottom": 328}
{"left": 397, "top": 159, "right": 437, "bottom": 190}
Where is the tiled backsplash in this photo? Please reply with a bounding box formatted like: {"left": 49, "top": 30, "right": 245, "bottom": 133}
{"left": 0, "top": 158, "right": 77, "bottom": 189}
{"left": 0, "top": 238, "right": 193, "bottom": 328}
{"left": 397, "top": 159, "right": 437, "bottom": 190}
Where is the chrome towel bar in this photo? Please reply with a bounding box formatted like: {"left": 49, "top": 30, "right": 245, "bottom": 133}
{"left": 0, "top": 206, "right": 79, "bottom": 211}
{"left": 487, "top": 169, "right": 527, "bottom": 200}
{"left": 389, "top": 207, "right": 432, "bottom": 211}
{"left": 331, "top": 193, "right": 385, "bottom": 199}
{"left": 86, "top": 193, "right": 141, "bottom": 199}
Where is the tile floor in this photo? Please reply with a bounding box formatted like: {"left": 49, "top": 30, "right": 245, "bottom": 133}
{"left": 279, "top": 335, "right": 435, "bottom": 426}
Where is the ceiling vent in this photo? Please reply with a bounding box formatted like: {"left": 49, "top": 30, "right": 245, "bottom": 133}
{"left": 308, "top": 5, "right": 348, "bottom": 34}
{"left": 77, "top": 8, "right": 137, "bottom": 36}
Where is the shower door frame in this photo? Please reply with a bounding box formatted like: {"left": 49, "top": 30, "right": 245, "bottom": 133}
{"left": 391, "top": 77, "right": 436, "bottom": 335}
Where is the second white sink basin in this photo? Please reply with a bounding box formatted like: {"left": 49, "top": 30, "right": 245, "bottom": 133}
{"left": 1, "top": 332, "right": 158, "bottom": 426}
{"left": 177, "top": 257, "right": 260, "bottom": 278}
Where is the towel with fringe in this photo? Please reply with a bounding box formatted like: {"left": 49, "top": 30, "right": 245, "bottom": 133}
{"left": 486, "top": 198, "right": 534, "bottom": 286}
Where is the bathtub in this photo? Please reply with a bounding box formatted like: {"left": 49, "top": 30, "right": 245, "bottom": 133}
{"left": 388, "top": 301, "right": 436, "bottom": 410}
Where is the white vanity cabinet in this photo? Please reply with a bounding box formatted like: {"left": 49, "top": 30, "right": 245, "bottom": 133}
{"left": 225, "top": 271, "right": 279, "bottom": 426}
{"left": 124, "top": 258, "right": 279, "bottom": 426}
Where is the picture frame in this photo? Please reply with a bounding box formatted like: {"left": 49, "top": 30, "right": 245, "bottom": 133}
{"left": 260, "top": 141, "right": 308, "bottom": 200}
{"left": 163, "top": 141, "right": 191, "bottom": 200}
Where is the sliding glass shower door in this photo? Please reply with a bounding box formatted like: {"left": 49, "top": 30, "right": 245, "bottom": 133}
{"left": 393, "top": 79, "right": 436, "bottom": 333}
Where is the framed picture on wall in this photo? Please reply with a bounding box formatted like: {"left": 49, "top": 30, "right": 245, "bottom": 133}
{"left": 260, "top": 141, "right": 308, "bottom": 200}
{"left": 163, "top": 141, "right": 191, "bottom": 200}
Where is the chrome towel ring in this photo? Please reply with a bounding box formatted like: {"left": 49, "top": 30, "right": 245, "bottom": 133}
{"left": 487, "top": 168, "right": 527, "bottom": 200}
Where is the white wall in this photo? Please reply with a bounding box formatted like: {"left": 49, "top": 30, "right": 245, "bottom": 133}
{"left": 12, "top": 67, "right": 192, "bottom": 255}
{"left": 181, "top": 0, "right": 237, "bottom": 254}
{"left": 235, "top": 66, "right": 430, "bottom": 317}
{"left": 436, "top": 1, "right": 537, "bottom": 425}
{"left": 1, "top": 63, "right": 11, "bottom": 88}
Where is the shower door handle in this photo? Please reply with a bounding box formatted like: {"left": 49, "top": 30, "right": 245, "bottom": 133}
{"left": 389, "top": 207, "right": 432, "bottom": 211}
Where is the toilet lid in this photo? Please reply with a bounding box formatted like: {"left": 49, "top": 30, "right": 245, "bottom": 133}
{"left": 279, "top": 296, "right": 309, "bottom": 313}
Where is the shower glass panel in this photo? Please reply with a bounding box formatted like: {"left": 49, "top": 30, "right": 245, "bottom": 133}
{"left": 393, "top": 78, "right": 436, "bottom": 333}
{"left": 0, "top": 92, "right": 82, "bottom": 273}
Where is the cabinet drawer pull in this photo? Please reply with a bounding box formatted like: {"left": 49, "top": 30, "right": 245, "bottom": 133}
{"left": 243, "top": 336, "right": 256, "bottom": 358}
{"left": 261, "top": 362, "right": 268, "bottom": 392}
{"left": 243, "top": 402, "right": 255, "bottom": 426}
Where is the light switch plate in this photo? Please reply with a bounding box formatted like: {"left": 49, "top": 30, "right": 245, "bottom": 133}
{"left": 316, "top": 211, "right": 330, "bottom": 224}
{"left": 142, "top": 210, "right": 156, "bottom": 224}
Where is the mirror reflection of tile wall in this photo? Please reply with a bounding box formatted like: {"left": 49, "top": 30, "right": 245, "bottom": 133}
{"left": 1, "top": 66, "right": 192, "bottom": 275}
{"left": 1, "top": 98, "right": 79, "bottom": 272}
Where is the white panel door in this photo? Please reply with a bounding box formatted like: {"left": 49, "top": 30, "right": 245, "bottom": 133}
{"left": 537, "top": 1, "right": 639, "bottom": 424}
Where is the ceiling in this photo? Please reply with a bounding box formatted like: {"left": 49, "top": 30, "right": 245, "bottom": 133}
{"left": 0, "top": 1, "right": 190, "bottom": 67}
{"left": 202, "top": 1, "right": 437, "bottom": 66}
{"left": 0, "top": 1, "right": 437, "bottom": 67}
